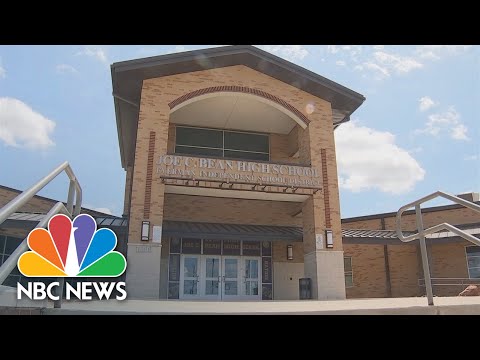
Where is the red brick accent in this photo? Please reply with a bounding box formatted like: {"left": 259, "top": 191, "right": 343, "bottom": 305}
{"left": 168, "top": 86, "right": 310, "bottom": 126}
{"left": 321, "top": 149, "right": 331, "bottom": 228}
{"left": 143, "top": 132, "right": 156, "bottom": 219}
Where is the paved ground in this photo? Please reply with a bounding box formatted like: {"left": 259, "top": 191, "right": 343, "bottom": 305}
{"left": 40, "top": 296, "right": 480, "bottom": 315}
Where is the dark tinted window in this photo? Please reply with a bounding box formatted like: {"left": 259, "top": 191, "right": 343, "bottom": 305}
{"left": 4, "top": 236, "right": 21, "bottom": 255}
{"left": 175, "top": 126, "right": 270, "bottom": 162}
{"left": 175, "top": 146, "right": 223, "bottom": 158}
{"left": 224, "top": 132, "right": 269, "bottom": 153}
{"left": 224, "top": 150, "right": 269, "bottom": 161}
{"left": 467, "top": 246, "right": 480, "bottom": 255}
{"left": 176, "top": 127, "right": 223, "bottom": 148}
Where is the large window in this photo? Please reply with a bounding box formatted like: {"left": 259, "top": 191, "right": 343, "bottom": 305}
{"left": 466, "top": 246, "right": 480, "bottom": 278}
{"left": 175, "top": 126, "right": 270, "bottom": 161}
{"left": 344, "top": 256, "right": 353, "bottom": 288}
{"left": 0, "top": 235, "right": 26, "bottom": 287}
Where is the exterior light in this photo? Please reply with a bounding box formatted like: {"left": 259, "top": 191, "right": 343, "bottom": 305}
{"left": 287, "top": 244, "right": 294, "bottom": 260}
{"left": 326, "top": 229, "right": 333, "bottom": 248}
{"left": 141, "top": 221, "right": 150, "bottom": 241}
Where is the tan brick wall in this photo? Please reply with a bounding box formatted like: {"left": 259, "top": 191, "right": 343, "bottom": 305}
{"left": 342, "top": 218, "right": 383, "bottom": 230}
{"left": 130, "top": 65, "right": 340, "bottom": 252}
{"left": 163, "top": 194, "right": 301, "bottom": 227}
{"left": 270, "top": 132, "right": 300, "bottom": 164}
{"left": 344, "top": 244, "right": 388, "bottom": 298}
{"left": 430, "top": 241, "right": 470, "bottom": 296}
{"left": 343, "top": 205, "right": 480, "bottom": 232}
{"left": 383, "top": 207, "right": 480, "bottom": 230}
{"left": 273, "top": 242, "right": 304, "bottom": 263}
{"left": 0, "top": 187, "right": 56, "bottom": 213}
{"left": 342, "top": 205, "right": 480, "bottom": 299}
{"left": 387, "top": 244, "right": 421, "bottom": 297}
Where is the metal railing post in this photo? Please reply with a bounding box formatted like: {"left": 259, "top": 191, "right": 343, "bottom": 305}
{"left": 66, "top": 180, "right": 75, "bottom": 215}
{"left": 415, "top": 204, "right": 434, "bottom": 306}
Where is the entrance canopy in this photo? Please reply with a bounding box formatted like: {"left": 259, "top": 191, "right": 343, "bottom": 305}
{"left": 163, "top": 220, "right": 303, "bottom": 242}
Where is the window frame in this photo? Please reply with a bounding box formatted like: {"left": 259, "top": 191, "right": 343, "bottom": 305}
{"left": 174, "top": 125, "right": 270, "bottom": 162}
{"left": 344, "top": 256, "right": 354, "bottom": 288}
{"left": 465, "top": 245, "right": 480, "bottom": 279}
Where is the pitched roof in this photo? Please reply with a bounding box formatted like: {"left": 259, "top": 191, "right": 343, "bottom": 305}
{"left": 111, "top": 45, "right": 366, "bottom": 169}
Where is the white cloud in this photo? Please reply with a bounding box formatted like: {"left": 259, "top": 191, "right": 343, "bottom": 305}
{"left": 418, "top": 96, "right": 437, "bottom": 112}
{"left": 451, "top": 124, "right": 469, "bottom": 140}
{"left": 327, "top": 45, "right": 340, "bottom": 54}
{"left": 56, "top": 64, "right": 78, "bottom": 74}
{"left": 415, "top": 106, "right": 469, "bottom": 140}
{"left": 0, "top": 57, "right": 5, "bottom": 79}
{"left": 335, "top": 121, "right": 425, "bottom": 194}
{"left": 373, "top": 51, "right": 423, "bottom": 74}
{"left": 77, "top": 46, "right": 108, "bottom": 63}
{"left": 464, "top": 154, "right": 479, "bottom": 161}
{"left": 356, "top": 62, "right": 390, "bottom": 80}
{"left": 93, "top": 207, "right": 112, "bottom": 215}
{"left": 416, "top": 45, "right": 472, "bottom": 60}
{"left": 373, "top": 45, "right": 384, "bottom": 50}
{"left": 259, "top": 45, "right": 309, "bottom": 61}
{"left": 0, "top": 97, "right": 55, "bottom": 149}
{"left": 335, "top": 60, "right": 346, "bottom": 66}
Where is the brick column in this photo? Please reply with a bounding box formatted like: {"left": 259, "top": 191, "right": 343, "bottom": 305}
{"left": 125, "top": 90, "right": 169, "bottom": 299}
{"left": 301, "top": 104, "right": 346, "bottom": 300}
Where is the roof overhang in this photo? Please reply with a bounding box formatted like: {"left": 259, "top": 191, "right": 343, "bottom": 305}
{"left": 111, "top": 45, "right": 366, "bottom": 169}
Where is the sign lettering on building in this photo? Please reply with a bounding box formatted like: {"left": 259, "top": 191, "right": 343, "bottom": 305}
{"left": 156, "top": 155, "right": 321, "bottom": 188}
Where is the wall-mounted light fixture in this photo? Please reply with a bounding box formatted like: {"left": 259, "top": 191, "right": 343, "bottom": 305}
{"left": 326, "top": 229, "right": 333, "bottom": 248}
{"left": 141, "top": 221, "right": 150, "bottom": 241}
{"left": 287, "top": 244, "right": 294, "bottom": 260}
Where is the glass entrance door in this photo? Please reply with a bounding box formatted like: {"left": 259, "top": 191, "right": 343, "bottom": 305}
{"left": 179, "top": 255, "right": 262, "bottom": 300}
{"left": 222, "top": 257, "right": 240, "bottom": 300}
{"left": 243, "top": 258, "right": 261, "bottom": 300}
{"left": 202, "top": 256, "right": 221, "bottom": 300}
{"left": 179, "top": 255, "right": 200, "bottom": 299}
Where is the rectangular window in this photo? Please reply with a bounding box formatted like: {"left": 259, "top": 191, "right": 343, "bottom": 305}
{"left": 175, "top": 126, "right": 269, "bottom": 161}
{"left": 344, "top": 256, "right": 353, "bottom": 288}
{"left": 466, "top": 246, "right": 480, "bottom": 278}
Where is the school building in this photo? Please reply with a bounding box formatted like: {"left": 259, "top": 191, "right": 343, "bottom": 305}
{"left": 1, "top": 45, "right": 479, "bottom": 301}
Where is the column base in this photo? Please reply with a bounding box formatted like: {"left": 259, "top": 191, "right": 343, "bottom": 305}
{"left": 125, "top": 242, "right": 162, "bottom": 300}
{"left": 304, "top": 250, "right": 346, "bottom": 300}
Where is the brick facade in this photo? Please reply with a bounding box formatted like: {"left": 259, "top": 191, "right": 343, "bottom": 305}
{"left": 343, "top": 203, "right": 480, "bottom": 298}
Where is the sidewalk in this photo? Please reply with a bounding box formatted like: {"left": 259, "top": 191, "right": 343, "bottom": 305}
{"left": 42, "top": 296, "right": 480, "bottom": 315}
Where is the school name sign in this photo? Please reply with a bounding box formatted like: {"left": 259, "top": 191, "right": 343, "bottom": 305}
{"left": 156, "top": 155, "right": 321, "bottom": 187}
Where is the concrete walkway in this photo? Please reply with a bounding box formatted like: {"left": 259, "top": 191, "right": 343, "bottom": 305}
{"left": 41, "top": 296, "right": 480, "bottom": 315}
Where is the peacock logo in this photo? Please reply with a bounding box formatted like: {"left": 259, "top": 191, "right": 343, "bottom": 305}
{"left": 18, "top": 214, "right": 126, "bottom": 277}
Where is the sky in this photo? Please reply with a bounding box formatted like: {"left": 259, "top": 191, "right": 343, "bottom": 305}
{"left": 0, "top": 45, "right": 478, "bottom": 218}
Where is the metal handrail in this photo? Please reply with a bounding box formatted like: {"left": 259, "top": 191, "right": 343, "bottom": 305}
{"left": 418, "top": 278, "right": 480, "bottom": 287}
{"left": 0, "top": 161, "right": 82, "bottom": 224}
{"left": 396, "top": 191, "right": 480, "bottom": 306}
{"left": 396, "top": 191, "right": 480, "bottom": 243}
{"left": 0, "top": 161, "right": 82, "bottom": 308}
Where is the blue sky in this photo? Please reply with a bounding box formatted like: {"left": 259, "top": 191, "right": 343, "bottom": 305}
{"left": 0, "top": 45, "right": 478, "bottom": 218}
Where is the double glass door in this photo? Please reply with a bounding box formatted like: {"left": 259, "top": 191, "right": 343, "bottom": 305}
{"left": 179, "top": 255, "right": 261, "bottom": 300}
